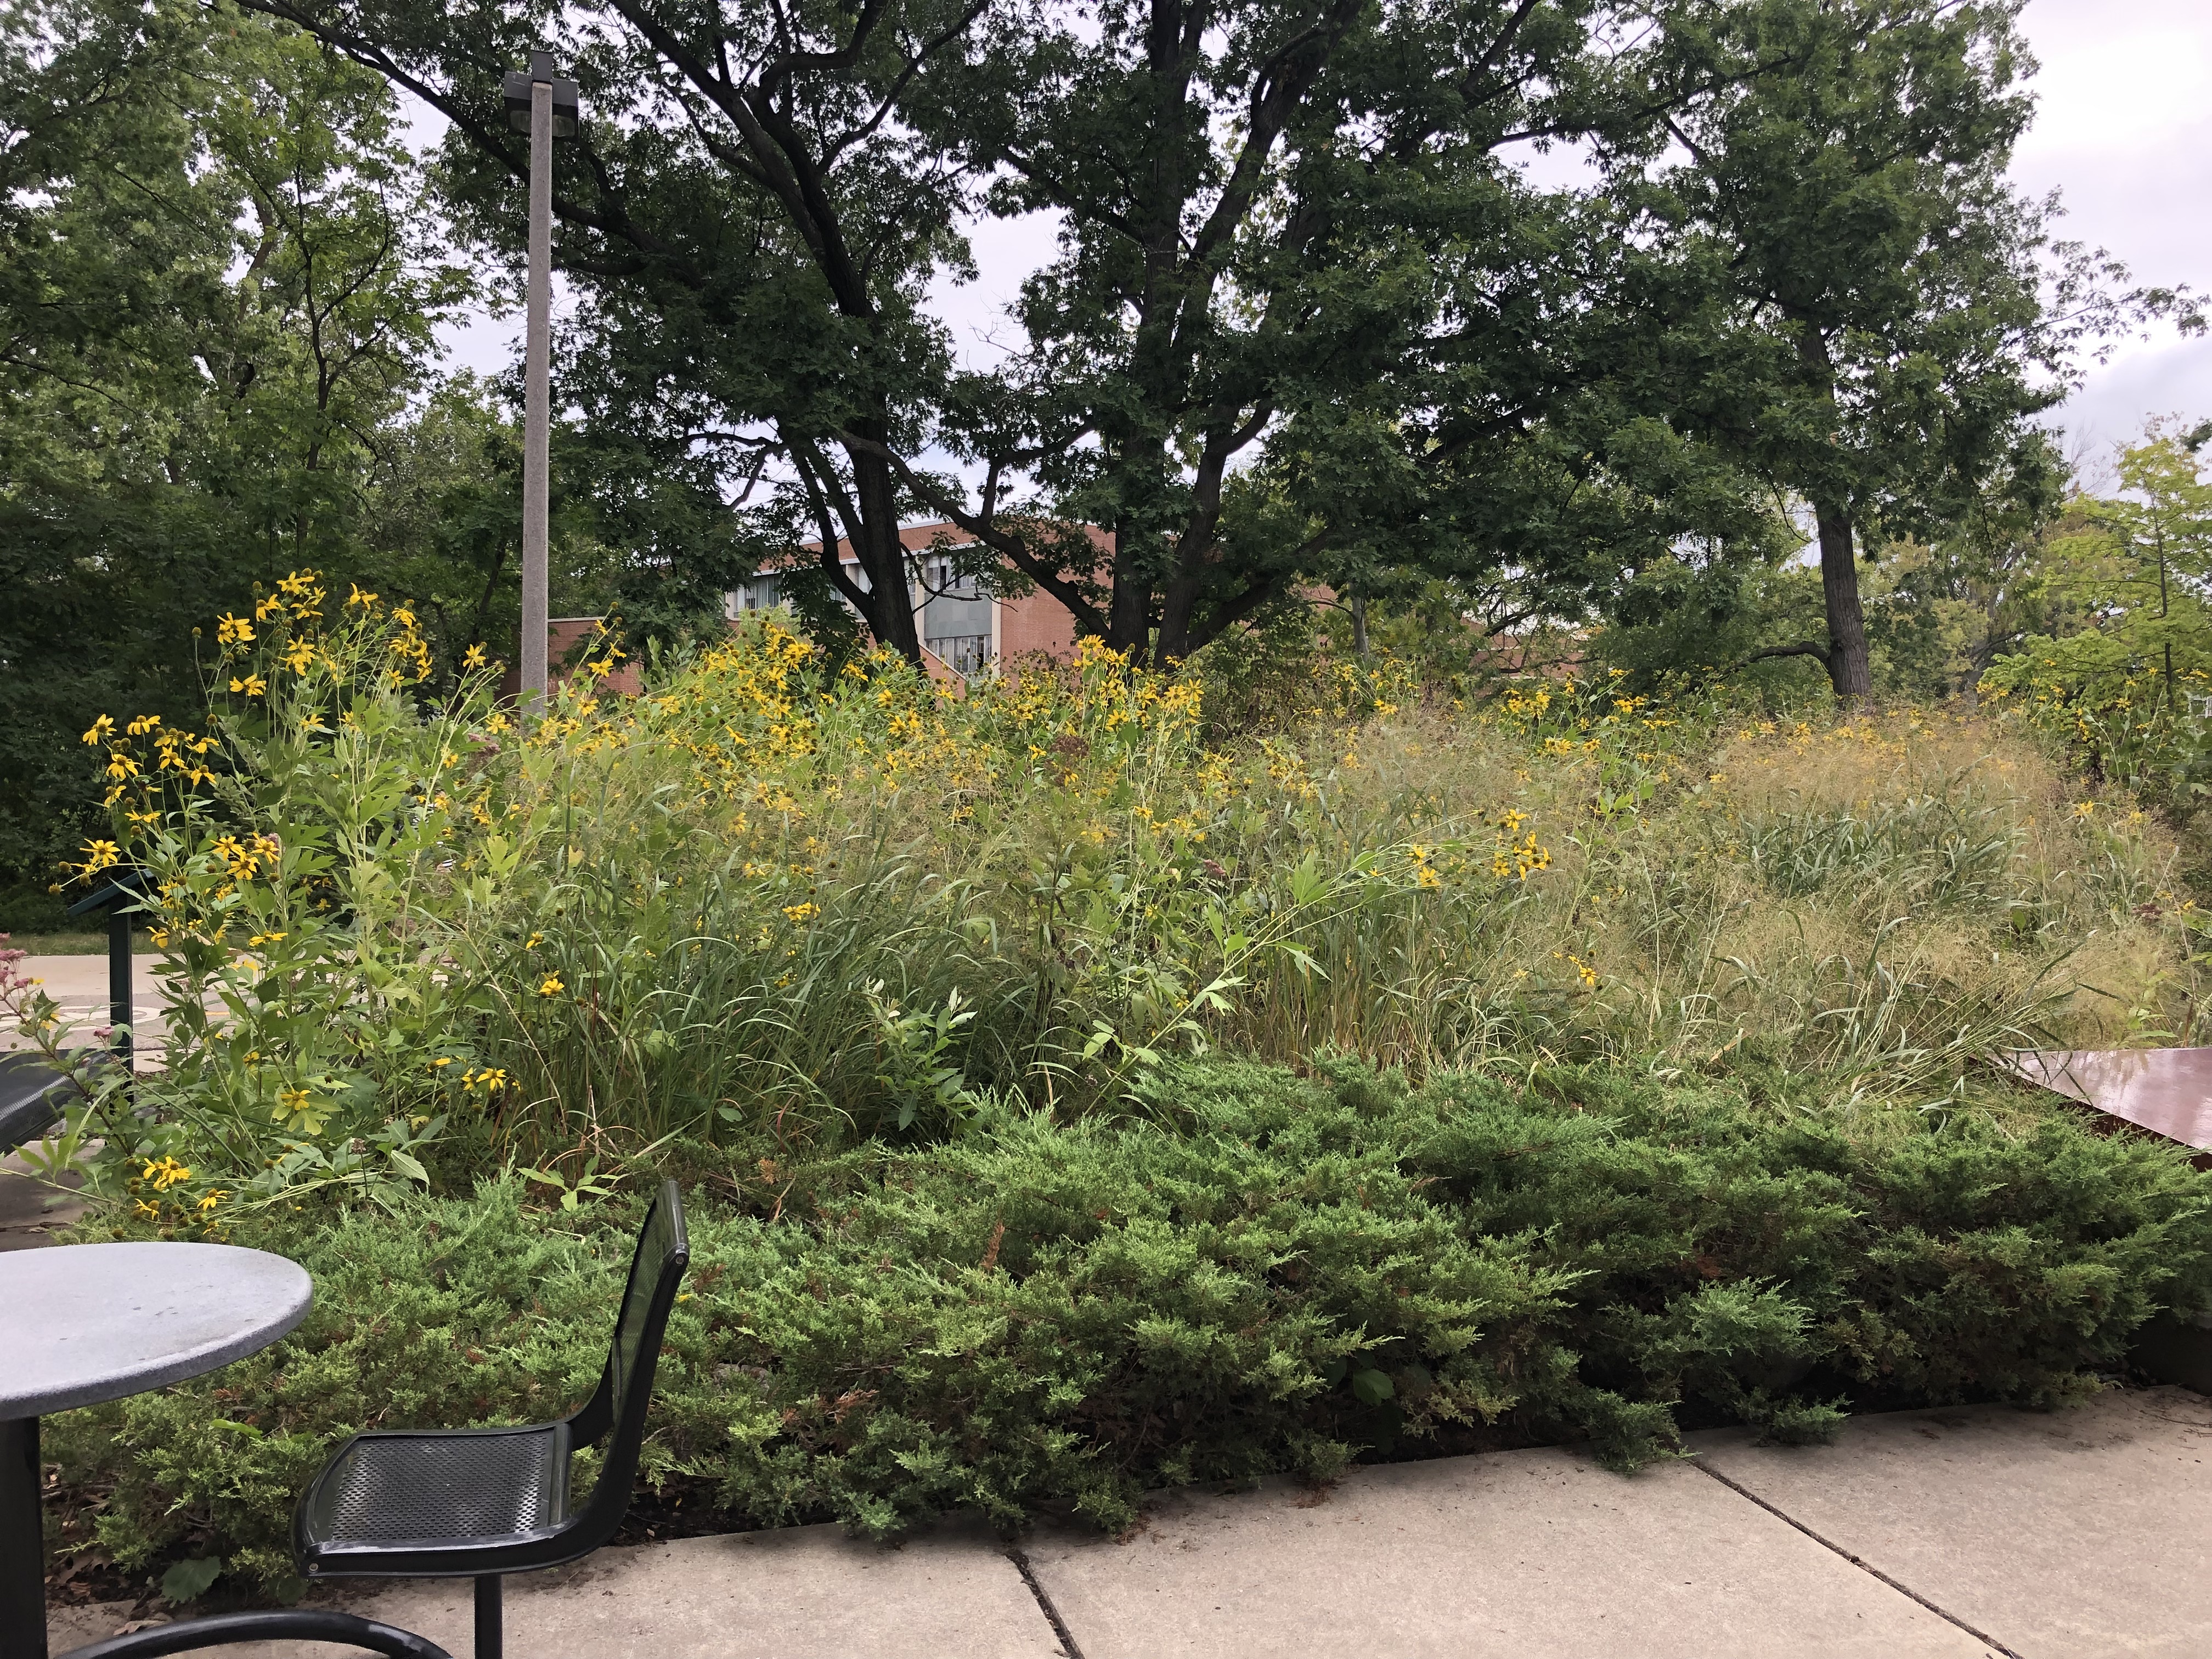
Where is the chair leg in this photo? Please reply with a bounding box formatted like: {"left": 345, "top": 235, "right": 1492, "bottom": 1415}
{"left": 473, "top": 1575, "right": 502, "bottom": 1659}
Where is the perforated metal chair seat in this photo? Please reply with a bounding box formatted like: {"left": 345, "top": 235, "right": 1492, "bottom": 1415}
{"left": 264, "top": 1182, "right": 688, "bottom": 1659}
{"left": 66, "top": 1184, "right": 689, "bottom": 1659}
{"left": 298, "top": 1423, "right": 574, "bottom": 1577}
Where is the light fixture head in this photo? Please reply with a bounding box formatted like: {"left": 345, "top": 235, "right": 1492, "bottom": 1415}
{"left": 504, "top": 50, "right": 579, "bottom": 137}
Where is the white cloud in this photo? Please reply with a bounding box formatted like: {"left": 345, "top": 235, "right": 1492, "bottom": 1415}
{"left": 929, "top": 207, "right": 1064, "bottom": 374}
{"left": 2016, "top": 0, "right": 2212, "bottom": 459}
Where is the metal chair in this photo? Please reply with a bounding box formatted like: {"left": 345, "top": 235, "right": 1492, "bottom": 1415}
{"left": 292, "top": 1177, "right": 690, "bottom": 1659}
{"left": 53, "top": 1180, "right": 689, "bottom": 1659}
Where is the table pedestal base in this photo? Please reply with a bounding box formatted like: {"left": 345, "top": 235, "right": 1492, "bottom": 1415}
{"left": 5, "top": 1411, "right": 449, "bottom": 1659}
{"left": 2, "top": 1417, "right": 44, "bottom": 1659}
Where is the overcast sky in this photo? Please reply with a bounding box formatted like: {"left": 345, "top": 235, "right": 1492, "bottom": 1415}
{"left": 436, "top": 0, "right": 2212, "bottom": 472}
{"left": 2010, "top": 0, "right": 2212, "bottom": 462}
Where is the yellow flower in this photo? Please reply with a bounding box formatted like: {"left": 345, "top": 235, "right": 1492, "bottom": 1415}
{"left": 282, "top": 639, "right": 317, "bottom": 673}
{"left": 216, "top": 612, "right": 255, "bottom": 646}
{"left": 140, "top": 1155, "right": 192, "bottom": 1191}
{"left": 432, "top": 1056, "right": 454, "bottom": 1068}
{"left": 229, "top": 673, "right": 267, "bottom": 697}
{"left": 782, "top": 902, "right": 820, "bottom": 923}
{"left": 538, "top": 974, "right": 565, "bottom": 997}
{"left": 526, "top": 932, "right": 543, "bottom": 948}
{"left": 246, "top": 932, "right": 286, "bottom": 947}
{"left": 464, "top": 643, "right": 488, "bottom": 669}
{"left": 197, "top": 1189, "right": 227, "bottom": 1214}
{"left": 347, "top": 584, "right": 380, "bottom": 608}
{"left": 80, "top": 838, "right": 120, "bottom": 873}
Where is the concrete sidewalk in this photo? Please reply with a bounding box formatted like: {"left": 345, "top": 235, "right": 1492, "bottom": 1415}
{"left": 48, "top": 1384, "right": 2211, "bottom": 1658}
{"left": 2, "top": 953, "right": 176, "bottom": 1065}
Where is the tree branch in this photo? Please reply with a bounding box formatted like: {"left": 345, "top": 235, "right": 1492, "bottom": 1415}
{"left": 1737, "top": 641, "right": 1830, "bottom": 668}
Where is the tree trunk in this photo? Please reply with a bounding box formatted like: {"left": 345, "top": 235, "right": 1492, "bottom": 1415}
{"left": 1106, "top": 516, "right": 1155, "bottom": 666}
{"left": 1154, "top": 529, "right": 1209, "bottom": 665}
{"left": 1814, "top": 498, "right": 1872, "bottom": 701}
{"left": 845, "top": 443, "right": 922, "bottom": 662}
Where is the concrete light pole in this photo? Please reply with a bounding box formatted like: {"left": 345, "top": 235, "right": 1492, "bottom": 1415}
{"left": 503, "top": 50, "right": 578, "bottom": 707}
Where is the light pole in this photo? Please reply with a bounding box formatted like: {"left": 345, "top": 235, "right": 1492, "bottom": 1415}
{"left": 503, "top": 50, "right": 578, "bottom": 707}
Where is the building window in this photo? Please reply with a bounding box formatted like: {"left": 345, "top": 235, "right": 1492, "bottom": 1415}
{"left": 921, "top": 560, "right": 992, "bottom": 673}
{"left": 933, "top": 634, "right": 991, "bottom": 676}
{"left": 918, "top": 552, "right": 979, "bottom": 600}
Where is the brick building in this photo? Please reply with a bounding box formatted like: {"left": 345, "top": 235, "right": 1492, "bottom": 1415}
{"left": 730, "top": 521, "right": 1101, "bottom": 676}
{"left": 513, "top": 522, "right": 1096, "bottom": 700}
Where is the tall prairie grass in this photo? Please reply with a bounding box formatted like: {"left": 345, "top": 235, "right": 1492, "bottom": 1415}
{"left": 1194, "top": 702, "right": 2194, "bottom": 1105}
{"left": 38, "top": 574, "right": 2204, "bottom": 1214}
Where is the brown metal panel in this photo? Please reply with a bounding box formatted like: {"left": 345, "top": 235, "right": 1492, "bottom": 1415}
{"left": 2000, "top": 1048, "right": 2212, "bottom": 1151}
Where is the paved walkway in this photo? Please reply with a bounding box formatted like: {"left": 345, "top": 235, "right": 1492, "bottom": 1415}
{"left": 48, "top": 1385, "right": 2211, "bottom": 1658}
{"left": 1, "top": 953, "right": 174, "bottom": 1068}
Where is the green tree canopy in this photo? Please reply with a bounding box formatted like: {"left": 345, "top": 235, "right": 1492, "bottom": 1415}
{"left": 1620, "top": 0, "right": 2171, "bottom": 698}
{"left": 0, "top": 0, "right": 476, "bottom": 918}
{"left": 243, "top": 0, "right": 1844, "bottom": 669}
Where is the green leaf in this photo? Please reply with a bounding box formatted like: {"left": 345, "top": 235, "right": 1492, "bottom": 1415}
{"left": 1351, "top": 1367, "right": 1395, "bottom": 1406}
{"left": 161, "top": 1557, "right": 222, "bottom": 1604}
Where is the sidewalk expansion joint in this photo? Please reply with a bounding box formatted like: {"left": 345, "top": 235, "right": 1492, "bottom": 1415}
{"left": 1007, "top": 1547, "right": 1086, "bottom": 1659}
{"left": 1690, "top": 1458, "right": 2021, "bottom": 1659}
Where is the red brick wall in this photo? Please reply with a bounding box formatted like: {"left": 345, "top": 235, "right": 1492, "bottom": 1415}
{"left": 548, "top": 618, "right": 641, "bottom": 695}
{"left": 998, "top": 589, "right": 1079, "bottom": 660}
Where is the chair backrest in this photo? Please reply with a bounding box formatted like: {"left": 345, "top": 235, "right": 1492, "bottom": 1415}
{"left": 608, "top": 1178, "right": 688, "bottom": 1422}
{"left": 566, "top": 1178, "right": 689, "bottom": 1542}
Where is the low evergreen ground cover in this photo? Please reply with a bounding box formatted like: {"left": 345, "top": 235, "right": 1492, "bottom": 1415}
{"left": 49, "top": 1056, "right": 2211, "bottom": 1600}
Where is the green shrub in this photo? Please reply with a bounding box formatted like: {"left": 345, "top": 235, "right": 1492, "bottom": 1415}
{"left": 49, "top": 1057, "right": 2210, "bottom": 1599}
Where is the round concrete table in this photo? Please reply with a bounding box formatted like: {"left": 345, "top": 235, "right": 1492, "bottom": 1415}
{"left": 1, "top": 1243, "right": 313, "bottom": 1659}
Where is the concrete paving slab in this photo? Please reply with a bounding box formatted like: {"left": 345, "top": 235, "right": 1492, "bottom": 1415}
{"left": 47, "top": 1598, "right": 140, "bottom": 1652}
{"left": 52, "top": 1519, "right": 1064, "bottom": 1659}
{"left": 1022, "top": 1446, "right": 1999, "bottom": 1659}
{"left": 1, "top": 956, "right": 167, "bottom": 1053}
{"left": 3, "top": 954, "right": 225, "bottom": 1073}
{"left": 1692, "top": 1385, "right": 2212, "bottom": 1659}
